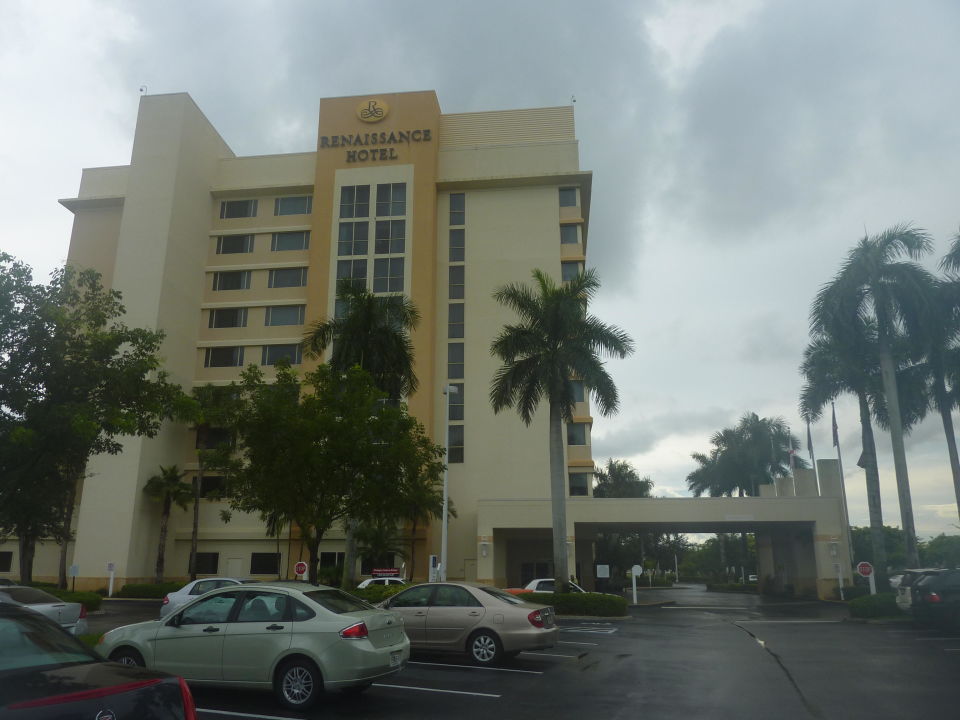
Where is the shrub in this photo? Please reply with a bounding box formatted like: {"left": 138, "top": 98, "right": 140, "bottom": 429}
{"left": 848, "top": 592, "right": 900, "bottom": 619}
{"left": 832, "top": 584, "right": 871, "bottom": 601}
{"left": 351, "top": 584, "right": 407, "bottom": 604}
{"left": 114, "top": 582, "right": 182, "bottom": 599}
{"left": 43, "top": 589, "right": 102, "bottom": 612}
{"left": 525, "top": 591, "right": 627, "bottom": 617}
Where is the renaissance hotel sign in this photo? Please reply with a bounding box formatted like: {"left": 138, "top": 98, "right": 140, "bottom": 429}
{"left": 319, "top": 98, "right": 432, "bottom": 163}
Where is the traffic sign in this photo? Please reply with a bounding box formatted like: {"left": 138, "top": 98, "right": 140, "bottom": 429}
{"left": 294, "top": 561, "right": 308, "bottom": 576}
{"left": 856, "top": 561, "right": 873, "bottom": 578}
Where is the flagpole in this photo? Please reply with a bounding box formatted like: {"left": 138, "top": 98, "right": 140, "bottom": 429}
{"left": 832, "top": 402, "right": 854, "bottom": 568}
{"left": 807, "top": 419, "right": 820, "bottom": 494}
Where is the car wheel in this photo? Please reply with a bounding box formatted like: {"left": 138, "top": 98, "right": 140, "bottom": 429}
{"left": 275, "top": 658, "right": 322, "bottom": 710}
{"left": 109, "top": 648, "right": 145, "bottom": 667}
{"left": 468, "top": 630, "right": 503, "bottom": 665}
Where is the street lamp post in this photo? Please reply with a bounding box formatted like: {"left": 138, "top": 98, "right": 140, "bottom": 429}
{"left": 441, "top": 384, "right": 458, "bottom": 582}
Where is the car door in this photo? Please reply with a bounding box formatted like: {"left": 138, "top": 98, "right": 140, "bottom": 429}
{"left": 222, "top": 590, "right": 294, "bottom": 682}
{"left": 426, "top": 585, "right": 485, "bottom": 647}
{"left": 386, "top": 585, "right": 434, "bottom": 645}
{"left": 152, "top": 590, "right": 240, "bottom": 680}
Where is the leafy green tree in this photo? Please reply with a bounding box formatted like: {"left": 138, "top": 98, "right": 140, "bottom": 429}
{"left": 850, "top": 525, "right": 907, "bottom": 572}
{"left": 0, "top": 258, "right": 177, "bottom": 584}
{"left": 920, "top": 533, "right": 960, "bottom": 568}
{"left": 813, "top": 225, "right": 936, "bottom": 566}
{"left": 490, "top": 269, "right": 633, "bottom": 591}
{"left": 143, "top": 465, "right": 192, "bottom": 583}
{"left": 593, "top": 459, "right": 653, "bottom": 498}
{"left": 223, "top": 362, "right": 445, "bottom": 585}
{"left": 302, "top": 280, "right": 421, "bottom": 586}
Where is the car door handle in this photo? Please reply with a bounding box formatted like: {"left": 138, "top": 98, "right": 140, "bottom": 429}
{"left": 202, "top": 626, "right": 220, "bottom": 633}
{"left": 468, "top": 611, "right": 481, "bottom": 616}
{"left": 414, "top": 611, "right": 427, "bottom": 616}
{"left": 266, "top": 624, "right": 284, "bottom": 631}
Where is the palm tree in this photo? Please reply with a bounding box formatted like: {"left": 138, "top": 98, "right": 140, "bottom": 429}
{"left": 303, "top": 279, "right": 421, "bottom": 586}
{"left": 490, "top": 269, "right": 633, "bottom": 591}
{"left": 143, "top": 465, "right": 192, "bottom": 583}
{"left": 813, "top": 224, "right": 936, "bottom": 566}
{"left": 934, "top": 237, "right": 960, "bottom": 522}
{"left": 593, "top": 459, "right": 653, "bottom": 498}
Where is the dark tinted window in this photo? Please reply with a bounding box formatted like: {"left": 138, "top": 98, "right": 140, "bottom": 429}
{"left": 303, "top": 589, "right": 374, "bottom": 614}
{"left": 291, "top": 599, "right": 316, "bottom": 621}
{"left": 449, "top": 229, "right": 465, "bottom": 262}
{"left": 265, "top": 305, "right": 305, "bottom": 326}
{"left": 220, "top": 199, "right": 258, "bottom": 218}
{"left": 274, "top": 196, "right": 312, "bottom": 215}
{"left": 340, "top": 185, "right": 370, "bottom": 218}
{"left": 235, "top": 592, "right": 287, "bottom": 622}
{"left": 262, "top": 344, "right": 302, "bottom": 366}
{"left": 250, "top": 553, "right": 280, "bottom": 575}
{"left": 433, "top": 585, "right": 481, "bottom": 607}
{"left": 272, "top": 231, "right": 310, "bottom": 251}
{"left": 217, "top": 235, "right": 254, "bottom": 254}
{"left": 194, "top": 552, "right": 219, "bottom": 574}
{"left": 558, "top": 188, "right": 577, "bottom": 207}
{"left": 0, "top": 552, "right": 11, "bottom": 573}
{"left": 560, "top": 225, "right": 578, "bottom": 244}
{"left": 390, "top": 586, "right": 433, "bottom": 608}
{"left": 179, "top": 591, "right": 239, "bottom": 624}
{"left": 480, "top": 586, "right": 525, "bottom": 605}
{"left": 209, "top": 307, "right": 247, "bottom": 328}
{"left": 269, "top": 268, "right": 307, "bottom": 288}
{"left": 0, "top": 614, "right": 96, "bottom": 671}
{"left": 1, "top": 587, "right": 60, "bottom": 605}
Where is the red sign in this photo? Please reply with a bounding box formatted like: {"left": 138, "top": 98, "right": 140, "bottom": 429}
{"left": 294, "top": 561, "right": 308, "bottom": 576}
{"left": 856, "top": 561, "right": 873, "bottom": 578}
{"left": 372, "top": 568, "right": 400, "bottom": 577}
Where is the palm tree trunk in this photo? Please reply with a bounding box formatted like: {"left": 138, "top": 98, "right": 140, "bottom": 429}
{"left": 857, "top": 392, "right": 887, "bottom": 575}
{"left": 189, "top": 463, "right": 202, "bottom": 581}
{"left": 549, "top": 402, "right": 570, "bottom": 591}
{"left": 306, "top": 532, "right": 321, "bottom": 585}
{"left": 156, "top": 496, "right": 171, "bottom": 584}
{"left": 718, "top": 534, "right": 726, "bottom": 574}
{"left": 409, "top": 519, "right": 418, "bottom": 581}
{"left": 18, "top": 534, "right": 36, "bottom": 584}
{"left": 341, "top": 518, "right": 359, "bottom": 589}
{"left": 877, "top": 344, "right": 920, "bottom": 567}
{"left": 933, "top": 379, "right": 960, "bottom": 523}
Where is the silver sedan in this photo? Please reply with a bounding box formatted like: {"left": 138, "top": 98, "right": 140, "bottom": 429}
{"left": 99, "top": 581, "right": 409, "bottom": 711}
{"left": 0, "top": 586, "right": 88, "bottom": 635}
{"left": 160, "top": 577, "right": 258, "bottom": 618}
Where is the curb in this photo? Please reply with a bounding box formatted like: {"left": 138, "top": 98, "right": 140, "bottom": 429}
{"left": 628, "top": 600, "right": 676, "bottom": 608}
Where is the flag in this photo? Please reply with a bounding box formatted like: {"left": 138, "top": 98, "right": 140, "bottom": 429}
{"left": 831, "top": 402, "right": 840, "bottom": 447}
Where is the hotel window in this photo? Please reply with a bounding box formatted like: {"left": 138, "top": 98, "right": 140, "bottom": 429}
{"left": 569, "top": 473, "right": 590, "bottom": 497}
{"left": 340, "top": 185, "right": 370, "bottom": 218}
{"left": 209, "top": 307, "right": 248, "bottom": 328}
{"left": 376, "top": 183, "right": 406, "bottom": 216}
{"left": 449, "top": 229, "right": 465, "bottom": 262}
{"left": 449, "top": 193, "right": 465, "bottom": 225}
{"left": 448, "top": 424, "right": 464, "bottom": 463}
{"left": 570, "top": 380, "right": 585, "bottom": 403}
{"left": 373, "top": 258, "right": 404, "bottom": 293}
{"left": 449, "top": 265, "right": 464, "bottom": 299}
{"left": 448, "top": 382, "right": 464, "bottom": 421}
{"left": 274, "top": 196, "right": 312, "bottom": 216}
{"left": 559, "top": 187, "right": 577, "bottom": 207}
{"left": 337, "top": 259, "right": 367, "bottom": 288}
{"left": 268, "top": 267, "right": 307, "bottom": 288}
{"left": 567, "top": 422, "right": 587, "bottom": 446}
{"left": 204, "top": 346, "right": 244, "bottom": 368}
{"left": 196, "top": 427, "right": 232, "bottom": 450}
{"left": 562, "top": 261, "right": 583, "bottom": 283}
{"left": 320, "top": 551, "right": 345, "bottom": 567}
{"left": 194, "top": 552, "right": 219, "bottom": 574}
{"left": 338, "top": 222, "right": 369, "bottom": 256}
{"left": 448, "top": 303, "right": 464, "bottom": 338}
{"left": 199, "top": 475, "right": 225, "bottom": 497}
{"left": 375, "top": 220, "right": 405, "bottom": 254}
{"left": 448, "top": 343, "right": 464, "bottom": 378}
{"left": 220, "top": 199, "right": 258, "bottom": 219}
{"left": 560, "top": 225, "right": 579, "bottom": 245}
{"left": 265, "top": 305, "right": 305, "bottom": 326}
{"left": 334, "top": 299, "right": 348, "bottom": 319}
{"left": 262, "top": 344, "right": 302, "bottom": 366}
{"left": 272, "top": 231, "right": 310, "bottom": 251}
{"left": 250, "top": 552, "right": 280, "bottom": 575}
{"left": 0, "top": 551, "right": 11, "bottom": 573}
{"left": 217, "top": 234, "right": 254, "bottom": 254}
{"left": 213, "top": 271, "right": 251, "bottom": 291}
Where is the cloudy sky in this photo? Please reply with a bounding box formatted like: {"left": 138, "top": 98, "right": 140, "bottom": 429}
{"left": 4, "top": 1, "right": 960, "bottom": 539}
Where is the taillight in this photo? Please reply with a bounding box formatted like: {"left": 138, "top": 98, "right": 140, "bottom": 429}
{"left": 79, "top": 605, "right": 87, "bottom": 619}
{"left": 340, "top": 621, "right": 369, "bottom": 639}
{"left": 527, "top": 610, "right": 545, "bottom": 628}
{"left": 926, "top": 592, "right": 943, "bottom": 604}
{"left": 162, "top": 595, "right": 170, "bottom": 605}
{"left": 179, "top": 677, "right": 198, "bottom": 720}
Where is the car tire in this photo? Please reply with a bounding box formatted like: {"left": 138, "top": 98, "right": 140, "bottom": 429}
{"left": 467, "top": 630, "right": 503, "bottom": 665}
{"left": 109, "top": 648, "right": 145, "bottom": 667}
{"left": 275, "top": 657, "right": 322, "bottom": 710}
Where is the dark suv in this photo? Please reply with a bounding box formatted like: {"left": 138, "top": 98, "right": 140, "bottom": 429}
{"left": 910, "top": 569, "right": 960, "bottom": 628}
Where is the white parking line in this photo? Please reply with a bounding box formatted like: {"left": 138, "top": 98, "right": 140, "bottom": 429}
{"left": 736, "top": 620, "right": 842, "bottom": 624}
{"left": 409, "top": 660, "right": 543, "bottom": 675}
{"left": 560, "top": 640, "right": 599, "bottom": 646}
{"left": 663, "top": 606, "right": 752, "bottom": 610}
{"left": 944, "top": 648, "right": 960, "bottom": 652}
{"left": 198, "top": 710, "right": 300, "bottom": 720}
{"left": 373, "top": 683, "right": 500, "bottom": 698}
{"left": 916, "top": 637, "right": 954, "bottom": 640}
{"left": 520, "top": 651, "right": 580, "bottom": 658}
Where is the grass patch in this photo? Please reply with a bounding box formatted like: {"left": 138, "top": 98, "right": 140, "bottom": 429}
{"left": 78, "top": 634, "right": 101, "bottom": 648}
{"left": 848, "top": 592, "right": 901, "bottom": 619}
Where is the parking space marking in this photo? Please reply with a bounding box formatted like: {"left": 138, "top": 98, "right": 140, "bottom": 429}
{"left": 663, "top": 606, "right": 753, "bottom": 610}
{"left": 736, "top": 620, "right": 842, "bottom": 624}
{"left": 198, "top": 710, "right": 300, "bottom": 720}
{"left": 560, "top": 640, "right": 599, "bottom": 646}
{"left": 916, "top": 637, "right": 954, "bottom": 640}
{"left": 944, "top": 648, "right": 960, "bottom": 652}
{"left": 374, "top": 683, "right": 500, "bottom": 698}
{"left": 520, "top": 651, "right": 583, "bottom": 659}
{"left": 561, "top": 627, "right": 617, "bottom": 634}
{"left": 409, "top": 660, "right": 543, "bottom": 674}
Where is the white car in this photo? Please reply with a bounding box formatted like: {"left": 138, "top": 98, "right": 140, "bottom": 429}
{"left": 0, "top": 585, "right": 88, "bottom": 635}
{"left": 357, "top": 577, "right": 407, "bottom": 589}
{"left": 521, "top": 578, "right": 588, "bottom": 593}
{"left": 160, "top": 577, "right": 257, "bottom": 618}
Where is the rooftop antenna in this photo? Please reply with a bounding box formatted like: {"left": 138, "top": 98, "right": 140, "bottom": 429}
{"left": 139, "top": 85, "right": 148, "bottom": 95}
{"left": 570, "top": 95, "right": 576, "bottom": 103}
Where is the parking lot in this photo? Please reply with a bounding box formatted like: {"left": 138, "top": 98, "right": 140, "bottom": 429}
{"left": 93, "top": 587, "right": 960, "bottom": 719}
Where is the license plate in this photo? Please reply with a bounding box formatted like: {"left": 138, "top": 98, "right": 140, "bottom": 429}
{"left": 390, "top": 650, "right": 402, "bottom": 667}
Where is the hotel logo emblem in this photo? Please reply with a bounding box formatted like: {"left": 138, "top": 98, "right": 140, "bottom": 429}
{"left": 357, "top": 99, "right": 388, "bottom": 123}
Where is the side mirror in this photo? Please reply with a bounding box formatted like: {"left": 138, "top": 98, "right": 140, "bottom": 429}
{"left": 168, "top": 614, "right": 181, "bottom": 628}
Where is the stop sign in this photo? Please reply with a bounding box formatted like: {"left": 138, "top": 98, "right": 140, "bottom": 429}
{"left": 856, "top": 561, "right": 873, "bottom": 578}
{"left": 294, "top": 561, "right": 308, "bottom": 576}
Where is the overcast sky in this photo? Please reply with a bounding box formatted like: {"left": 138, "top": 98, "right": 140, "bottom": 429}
{"left": 4, "top": 0, "right": 960, "bottom": 540}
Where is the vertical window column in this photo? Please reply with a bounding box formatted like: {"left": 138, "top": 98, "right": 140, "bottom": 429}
{"left": 447, "top": 193, "right": 466, "bottom": 463}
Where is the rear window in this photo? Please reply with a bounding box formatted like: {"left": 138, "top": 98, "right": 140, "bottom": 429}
{"left": 480, "top": 587, "right": 526, "bottom": 606}
{"left": 0, "top": 587, "right": 60, "bottom": 605}
{"left": 303, "top": 589, "right": 374, "bottom": 614}
{"left": 0, "top": 614, "right": 96, "bottom": 672}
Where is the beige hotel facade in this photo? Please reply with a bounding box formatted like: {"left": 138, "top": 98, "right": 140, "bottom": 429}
{"left": 10, "top": 90, "right": 603, "bottom": 590}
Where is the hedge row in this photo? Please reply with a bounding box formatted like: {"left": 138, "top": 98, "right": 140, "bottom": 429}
{"left": 848, "top": 592, "right": 900, "bottom": 618}
{"left": 524, "top": 591, "right": 628, "bottom": 616}
{"left": 114, "top": 582, "right": 182, "bottom": 599}
{"left": 351, "top": 584, "right": 407, "bottom": 604}
{"left": 43, "top": 589, "right": 103, "bottom": 612}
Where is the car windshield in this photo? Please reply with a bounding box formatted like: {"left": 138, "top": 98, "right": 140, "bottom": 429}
{"left": 0, "top": 587, "right": 61, "bottom": 605}
{"left": 0, "top": 614, "right": 96, "bottom": 673}
{"left": 304, "top": 589, "right": 374, "bottom": 614}
{"left": 480, "top": 587, "right": 525, "bottom": 605}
